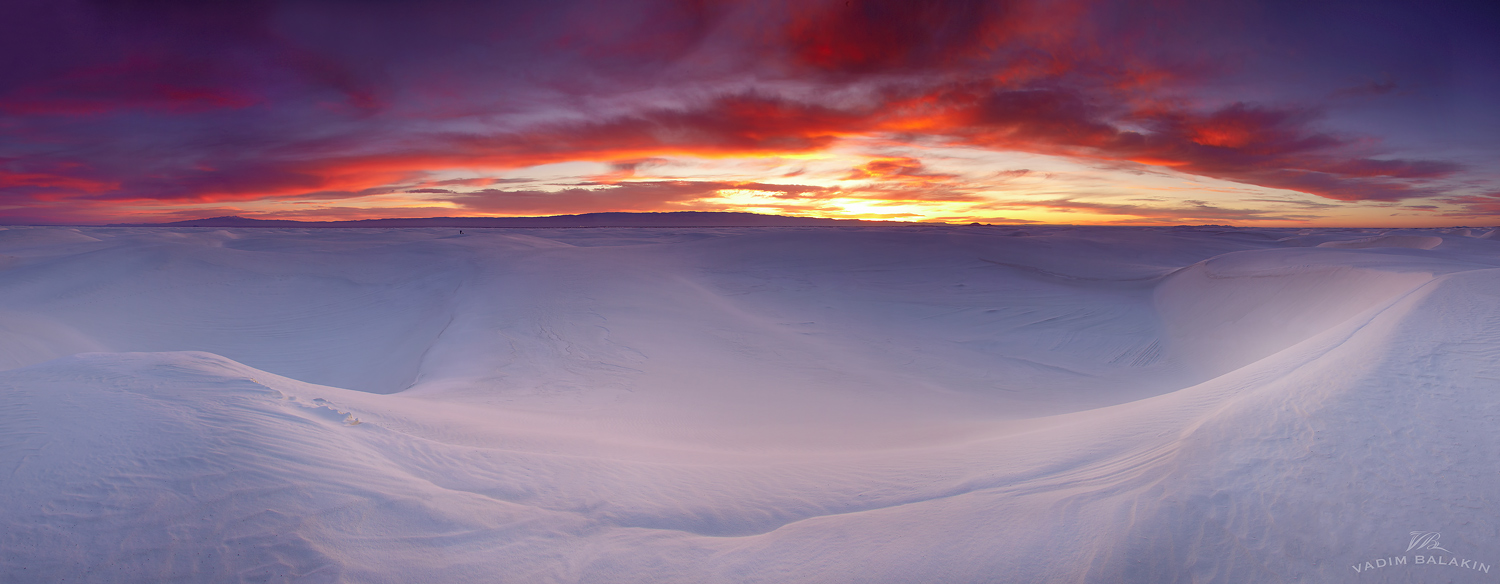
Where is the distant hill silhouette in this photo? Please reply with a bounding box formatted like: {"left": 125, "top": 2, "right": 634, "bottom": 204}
{"left": 113, "top": 212, "right": 882, "bottom": 228}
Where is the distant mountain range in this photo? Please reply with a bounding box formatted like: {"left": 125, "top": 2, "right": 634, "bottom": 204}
{"left": 111, "top": 212, "right": 885, "bottom": 228}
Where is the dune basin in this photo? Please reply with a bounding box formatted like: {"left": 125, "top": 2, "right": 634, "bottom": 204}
{"left": 2, "top": 224, "right": 1498, "bottom": 583}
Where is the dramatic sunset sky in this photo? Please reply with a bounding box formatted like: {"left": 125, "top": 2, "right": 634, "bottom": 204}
{"left": 1, "top": 0, "right": 1496, "bottom": 226}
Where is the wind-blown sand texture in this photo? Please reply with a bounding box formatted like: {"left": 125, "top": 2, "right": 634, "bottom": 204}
{"left": 2, "top": 225, "right": 1497, "bottom": 583}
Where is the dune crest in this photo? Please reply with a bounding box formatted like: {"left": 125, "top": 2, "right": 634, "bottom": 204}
{"left": 1316, "top": 234, "right": 1443, "bottom": 249}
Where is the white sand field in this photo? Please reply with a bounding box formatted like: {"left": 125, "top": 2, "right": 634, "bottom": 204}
{"left": 1, "top": 224, "right": 1497, "bottom": 583}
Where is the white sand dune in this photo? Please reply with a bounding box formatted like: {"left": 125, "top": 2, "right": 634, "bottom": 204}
{"left": 1, "top": 225, "right": 1498, "bottom": 583}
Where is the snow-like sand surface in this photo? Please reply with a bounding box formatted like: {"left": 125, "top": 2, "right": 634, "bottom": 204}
{"left": 2, "top": 225, "right": 1498, "bottom": 582}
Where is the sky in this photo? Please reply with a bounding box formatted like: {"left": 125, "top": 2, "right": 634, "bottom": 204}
{"left": 1, "top": 0, "right": 1497, "bottom": 226}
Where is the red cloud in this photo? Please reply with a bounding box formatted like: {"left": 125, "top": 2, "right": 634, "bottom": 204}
{"left": 781, "top": 0, "right": 1110, "bottom": 86}
{"left": 5, "top": 115, "right": 717, "bottom": 205}
{"left": 786, "top": 0, "right": 1009, "bottom": 73}
{"left": 1439, "top": 192, "right": 1500, "bottom": 217}
{"left": 1, "top": 83, "right": 1459, "bottom": 211}
{"left": 0, "top": 168, "right": 118, "bottom": 195}
{"left": 891, "top": 86, "right": 1458, "bottom": 202}
{"left": 517, "top": 93, "right": 874, "bottom": 156}
{"left": 442, "top": 180, "right": 829, "bottom": 215}
{"left": 836, "top": 156, "right": 977, "bottom": 202}
{"left": 844, "top": 157, "right": 949, "bottom": 181}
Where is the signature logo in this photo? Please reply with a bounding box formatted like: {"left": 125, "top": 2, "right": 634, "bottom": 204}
{"left": 1407, "top": 531, "right": 1452, "bottom": 554}
{"left": 1353, "top": 530, "right": 1492, "bottom": 576}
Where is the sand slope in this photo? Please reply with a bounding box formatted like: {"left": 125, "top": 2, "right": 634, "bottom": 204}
{"left": 2, "top": 225, "right": 1498, "bottom": 582}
